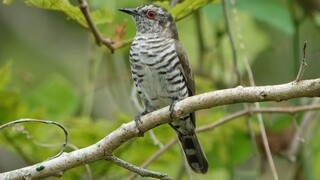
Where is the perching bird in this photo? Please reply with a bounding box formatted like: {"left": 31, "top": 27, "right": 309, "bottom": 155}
{"left": 119, "top": 4, "right": 208, "bottom": 174}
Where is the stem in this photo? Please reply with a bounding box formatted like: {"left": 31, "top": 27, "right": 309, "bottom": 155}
{"left": 222, "top": 0, "right": 241, "bottom": 85}
{"left": 194, "top": 10, "right": 206, "bottom": 75}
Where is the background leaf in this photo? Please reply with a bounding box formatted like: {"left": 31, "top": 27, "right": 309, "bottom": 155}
{"left": 237, "top": 0, "right": 294, "bottom": 34}
{"left": 25, "top": 75, "right": 79, "bottom": 119}
{"left": 21, "top": 0, "right": 113, "bottom": 28}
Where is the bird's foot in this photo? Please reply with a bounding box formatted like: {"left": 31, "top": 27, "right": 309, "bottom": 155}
{"left": 134, "top": 111, "right": 148, "bottom": 137}
{"left": 169, "top": 98, "right": 178, "bottom": 120}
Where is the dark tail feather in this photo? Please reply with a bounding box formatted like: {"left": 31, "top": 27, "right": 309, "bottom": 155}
{"left": 178, "top": 131, "right": 208, "bottom": 174}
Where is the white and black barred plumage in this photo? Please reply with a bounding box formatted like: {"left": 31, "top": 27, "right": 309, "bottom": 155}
{"left": 120, "top": 4, "right": 208, "bottom": 174}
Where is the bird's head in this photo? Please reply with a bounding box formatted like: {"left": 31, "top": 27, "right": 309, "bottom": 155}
{"left": 119, "top": 4, "right": 179, "bottom": 39}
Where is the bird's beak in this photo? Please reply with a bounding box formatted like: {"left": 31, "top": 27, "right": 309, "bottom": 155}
{"left": 118, "top": 8, "right": 137, "bottom": 16}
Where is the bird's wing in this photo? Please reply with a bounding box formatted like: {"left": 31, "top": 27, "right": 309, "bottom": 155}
{"left": 174, "top": 40, "right": 195, "bottom": 96}
{"left": 174, "top": 40, "right": 196, "bottom": 126}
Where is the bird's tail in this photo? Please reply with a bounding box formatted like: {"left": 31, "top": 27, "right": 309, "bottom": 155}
{"left": 177, "top": 130, "right": 208, "bottom": 174}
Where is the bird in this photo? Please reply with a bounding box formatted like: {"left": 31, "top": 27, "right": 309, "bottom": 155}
{"left": 119, "top": 4, "right": 208, "bottom": 174}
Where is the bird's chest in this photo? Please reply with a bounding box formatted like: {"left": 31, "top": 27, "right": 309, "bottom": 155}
{"left": 142, "top": 64, "right": 169, "bottom": 96}
{"left": 134, "top": 52, "right": 172, "bottom": 98}
{"left": 130, "top": 39, "right": 181, "bottom": 108}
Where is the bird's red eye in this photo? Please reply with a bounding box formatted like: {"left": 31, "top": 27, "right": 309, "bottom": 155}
{"left": 145, "top": 10, "right": 157, "bottom": 19}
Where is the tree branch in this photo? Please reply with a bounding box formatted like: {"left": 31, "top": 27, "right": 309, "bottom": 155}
{"left": 106, "top": 155, "right": 172, "bottom": 180}
{"left": 1, "top": 78, "right": 320, "bottom": 179}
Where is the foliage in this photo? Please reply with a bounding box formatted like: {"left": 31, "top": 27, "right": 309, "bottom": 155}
{"left": 1, "top": 0, "right": 320, "bottom": 179}
{"left": 236, "top": 0, "right": 294, "bottom": 34}
{"left": 3, "top": 0, "right": 113, "bottom": 28}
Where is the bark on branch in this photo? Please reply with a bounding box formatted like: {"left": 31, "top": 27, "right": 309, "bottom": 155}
{"left": 1, "top": 78, "right": 320, "bottom": 179}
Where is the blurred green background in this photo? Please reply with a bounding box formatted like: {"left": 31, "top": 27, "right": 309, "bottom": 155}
{"left": 0, "top": 0, "right": 320, "bottom": 179}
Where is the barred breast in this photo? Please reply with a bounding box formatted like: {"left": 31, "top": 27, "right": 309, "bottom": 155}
{"left": 129, "top": 34, "right": 188, "bottom": 112}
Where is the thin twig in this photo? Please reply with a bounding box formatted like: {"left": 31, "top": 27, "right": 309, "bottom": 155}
{"left": 194, "top": 10, "right": 206, "bottom": 75}
{"left": 1, "top": 131, "right": 34, "bottom": 164}
{"left": 227, "top": 2, "right": 257, "bottom": 143}
{"left": 222, "top": 0, "right": 241, "bottom": 85}
{"left": 128, "top": 139, "right": 178, "bottom": 180}
{"left": 176, "top": 157, "right": 192, "bottom": 180}
{"left": 229, "top": 0, "right": 278, "bottom": 178}
{"left": 242, "top": 104, "right": 259, "bottom": 157}
{"left": 295, "top": 42, "right": 308, "bottom": 82}
{"left": 285, "top": 98, "right": 320, "bottom": 161}
{"left": 78, "top": 0, "right": 110, "bottom": 47}
{"left": 288, "top": 1, "right": 307, "bottom": 76}
{"left": 78, "top": 0, "right": 133, "bottom": 52}
{"left": 0, "top": 118, "right": 68, "bottom": 160}
{"left": 182, "top": 155, "right": 192, "bottom": 180}
{"left": 149, "top": 131, "right": 164, "bottom": 149}
{"left": 11, "top": 125, "right": 64, "bottom": 148}
{"left": 226, "top": 0, "right": 259, "bottom": 161}
{"left": 105, "top": 155, "right": 172, "bottom": 180}
{"left": 255, "top": 109, "right": 279, "bottom": 180}
{"left": 198, "top": 105, "right": 320, "bottom": 132}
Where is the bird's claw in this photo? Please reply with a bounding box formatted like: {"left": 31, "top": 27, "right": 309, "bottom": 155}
{"left": 134, "top": 111, "right": 148, "bottom": 137}
{"left": 169, "top": 99, "right": 177, "bottom": 120}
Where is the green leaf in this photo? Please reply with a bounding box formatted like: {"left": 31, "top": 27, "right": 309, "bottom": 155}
{"left": 155, "top": 0, "right": 218, "bottom": 21}
{"left": 237, "top": 0, "right": 294, "bottom": 34}
{"left": 19, "top": 0, "right": 113, "bottom": 28}
{"left": 25, "top": 74, "right": 79, "bottom": 119}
